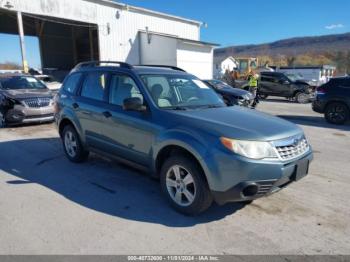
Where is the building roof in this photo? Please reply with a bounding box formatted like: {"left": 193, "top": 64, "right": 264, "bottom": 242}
{"left": 87, "top": 0, "right": 203, "bottom": 26}
{"left": 139, "top": 30, "right": 219, "bottom": 47}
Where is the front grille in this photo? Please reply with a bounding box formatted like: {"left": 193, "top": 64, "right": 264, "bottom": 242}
{"left": 22, "top": 97, "right": 51, "bottom": 108}
{"left": 25, "top": 113, "right": 54, "bottom": 119}
{"left": 274, "top": 136, "right": 309, "bottom": 161}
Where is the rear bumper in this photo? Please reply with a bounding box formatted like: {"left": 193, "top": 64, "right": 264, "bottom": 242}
{"left": 5, "top": 105, "right": 54, "bottom": 124}
{"left": 312, "top": 98, "right": 326, "bottom": 113}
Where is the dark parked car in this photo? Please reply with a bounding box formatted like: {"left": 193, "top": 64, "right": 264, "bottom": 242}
{"left": 0, "top": 74, "right": 55, "bottom": 127}
{"left": 312, "top": 77, "right": 350, "bottom": 125}
{"left": 203, "top": 79, "right": 255, "bottom": 107}
{"left": 258, "top": 72, "right": 314, "bottom": 103}
{"left": 55, "top": 61, "right": 313, "bottom": 215}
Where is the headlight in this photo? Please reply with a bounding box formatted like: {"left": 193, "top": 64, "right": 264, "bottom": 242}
{"left": 220, "top": 137, "right": 278, "bottom": 159}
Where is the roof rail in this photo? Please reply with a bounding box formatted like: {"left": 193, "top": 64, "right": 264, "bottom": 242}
{"left": 73, "top": 61, "right": 133, "bottom": 70}
{"left": 136, "top": 65, "right": 186, "bottom": 72}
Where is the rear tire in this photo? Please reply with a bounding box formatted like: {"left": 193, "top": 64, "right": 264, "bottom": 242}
{"left": 62, "top": 125, "right": 89, "bottom": 162}
{"left": 325, "top": 102, "right": 349, "bottom": 125}
{"left": 295, "top": 92, "right": 310, "bottom": 104}
{"left": 258, "top": 94, "right": 268, "bottom": 99}
{"left": 160, "top": 155, "right": 213, "bottom": 216}
{"left": 0, "top": 111, "right": 6, "bottom": 128}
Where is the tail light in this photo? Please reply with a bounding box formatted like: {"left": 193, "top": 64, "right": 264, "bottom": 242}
{"left": 316, "top": 86, "right": 326, "bottom": 95}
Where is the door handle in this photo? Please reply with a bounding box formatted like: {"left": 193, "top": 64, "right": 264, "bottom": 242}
{"left": 72, "top": 103, "right": 79, "bottom": 109}
{"left": 102, "top": 111, "right": 112, "bottom": 118}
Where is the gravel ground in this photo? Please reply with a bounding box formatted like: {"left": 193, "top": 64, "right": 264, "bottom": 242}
{"left": 0, "top": 98, "right": 349, "bottom": 255}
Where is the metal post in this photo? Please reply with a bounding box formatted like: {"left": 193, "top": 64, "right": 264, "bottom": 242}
{"left": 71, "top": 27, "right": 78, "bottom": 65}
{"left": 89, "top": 27, "right": 94, "bottom": 60}
{"left": 17, "top": 11, "right": 28, "bottom": 73}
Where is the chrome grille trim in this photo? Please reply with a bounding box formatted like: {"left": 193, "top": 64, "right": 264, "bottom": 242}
{"left": 272, "top": 135, "right": 310, "bottom": 161}
{"left": 22, "top": 97, "right": 51, "bottom": 108}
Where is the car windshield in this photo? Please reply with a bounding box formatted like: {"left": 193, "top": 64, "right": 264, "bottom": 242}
{"left": 0, "top": 76, "right": 47, "bottom": 90}
{"left": 141, "top": 74, "right": 225, "bottom": 109}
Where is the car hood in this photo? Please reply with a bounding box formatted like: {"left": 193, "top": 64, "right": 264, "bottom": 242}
{"left": 294, "top": 80, "right": 310, "bottom": 85}
{"left": 0, "top": 89, "right": 53, "bottom": 99}
{"left": 168, "top": 106, "right": 302, "bottom": 141}
{"left": 219, "top": 87, "right": 251, "bottom": 97}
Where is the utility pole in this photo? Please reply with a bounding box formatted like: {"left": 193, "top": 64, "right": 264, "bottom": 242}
{"left": 17, "top": 11, "right": 28, "bottom": 73}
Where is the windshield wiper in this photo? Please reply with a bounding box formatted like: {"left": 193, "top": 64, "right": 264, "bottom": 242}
{"left": 164, "top": 106, "right": 188, "bottom": 110}
{"left": 198, "top": 104, "right": 224, "bottom": 109}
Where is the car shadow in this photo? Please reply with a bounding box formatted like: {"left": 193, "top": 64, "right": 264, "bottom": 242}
{"left": 277, "top": 115, "right": 350, "bottom": 131}
{"left": 0, "top": 138, "right": 245, "bottom": 227}
{"left": 262, "top": 98, "right": 299, "bottom": 104}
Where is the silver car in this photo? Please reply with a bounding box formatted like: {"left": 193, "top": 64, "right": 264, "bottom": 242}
{"left": 0, "top": 74, "right": 55, "bottom": 127}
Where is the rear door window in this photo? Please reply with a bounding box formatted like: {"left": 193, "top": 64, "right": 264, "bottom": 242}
{"left": 80, "top": 72, "right": 108, "bottom": 101}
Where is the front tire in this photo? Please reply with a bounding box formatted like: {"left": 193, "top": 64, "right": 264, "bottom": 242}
{"left": 325, "top": 102, "right": 349, "bottom": 125}
{"left": 62, "top": 125, "right": 89, "bottom": 162}
{"left": 160, "top": 155, "right": 213, "bottom": 215}
{"left": 295, "top": 92, "right": 310, "bottom": 104}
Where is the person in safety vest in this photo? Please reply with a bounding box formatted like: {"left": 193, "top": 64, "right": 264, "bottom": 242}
{"left": 247, "top": 71, "right": 259, "bottom": 108}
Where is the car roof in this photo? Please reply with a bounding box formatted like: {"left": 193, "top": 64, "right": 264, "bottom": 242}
{"left": 71, "top": 62, "right": 190, "bottom": 76}
{"left": 131, "top": 66, "right": 189, "bottom": 75}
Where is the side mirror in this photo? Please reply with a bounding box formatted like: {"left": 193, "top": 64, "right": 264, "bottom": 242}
{"left": 123, "top": 97, "right": 146, "bottom": 111}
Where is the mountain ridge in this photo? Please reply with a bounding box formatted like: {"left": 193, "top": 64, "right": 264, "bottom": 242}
{"left": 215, "top": 32, "right": 350, "bottom": 58}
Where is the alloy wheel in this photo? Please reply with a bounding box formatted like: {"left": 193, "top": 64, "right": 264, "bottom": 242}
{"left": 296, "top": 93, "right": 309, "bottom": 104}
{"left": 327, "top": 105, "right": 347, "bottom": 123}
{"left": 64, "top": 131, "right": 78, "bottom": 158}
{"left": 165, "top": 165, "right": 196, "bottom": 207}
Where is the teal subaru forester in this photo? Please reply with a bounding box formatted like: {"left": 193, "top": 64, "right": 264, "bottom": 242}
{"left": 55, "top": 61, "right": 313, "bottom": 215}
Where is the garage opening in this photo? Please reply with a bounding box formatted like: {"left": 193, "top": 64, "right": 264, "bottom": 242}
{"left": 0, "top": 9, "right": 99, "bottom": 81}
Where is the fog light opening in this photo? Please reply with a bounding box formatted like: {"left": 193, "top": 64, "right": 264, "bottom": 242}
{"left": 242, "top": 184, "right": 258, "bottom": 197}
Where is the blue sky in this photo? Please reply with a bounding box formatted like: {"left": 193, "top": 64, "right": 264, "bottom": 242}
{"left": 1, "top": 0, "right": 349, "bottom": 68}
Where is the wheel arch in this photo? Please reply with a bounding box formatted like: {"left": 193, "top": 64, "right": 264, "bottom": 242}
{"left": 325, "top": 100, "right": 350, "bottom": 112}
{"left": 154, "top": 144, "right": 210, "bottom": 187}
{"left": 58, "top": 115, "right": 84, "bottom": 143}
{"left": 152, "top": 130, "right": 212, "bottom": 183}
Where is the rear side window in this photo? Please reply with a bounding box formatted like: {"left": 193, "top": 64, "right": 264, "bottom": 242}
{"left": 329, "top": 78, "right": 350, "bottom": 88}
{"left": 261, "top": 76, "right": 276, "bottom": 83}
{"left": 339, "top": 78, "right": 350, "bottom": 87}
{"left": 63, "top": 73, "right": 82, "bottom": 93}
{"left": 81, "top": 72, "right": 108, "bottom": 101}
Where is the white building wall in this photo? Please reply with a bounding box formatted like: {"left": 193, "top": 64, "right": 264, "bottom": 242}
{"left": 177, "top": 42, "right": 213, "bottom": 79}
{"left": 139, "top": 34, "right": 177, "bottom": 65}
{"left": 4, "top": 0, "right": 200, "bottom": 64}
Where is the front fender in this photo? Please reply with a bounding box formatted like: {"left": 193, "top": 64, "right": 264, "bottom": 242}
{"left": 151, "top": 129, "right": 213, "bottom": 184}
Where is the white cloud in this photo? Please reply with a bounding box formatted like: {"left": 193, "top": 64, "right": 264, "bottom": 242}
{"left": 325, "top": 23, "right": 344, "bottom": 30}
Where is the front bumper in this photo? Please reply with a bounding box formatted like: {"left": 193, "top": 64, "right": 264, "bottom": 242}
{"left": 5, "top": 105, "right": 54, "bottom": 124}
{"left": 203, "top": 148, "right": 313, "bottom": 205}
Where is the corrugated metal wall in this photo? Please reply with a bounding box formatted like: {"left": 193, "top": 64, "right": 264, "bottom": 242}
{"left": 3, "top": 0, "right": 200, "bottom": 64}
